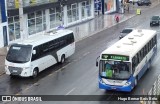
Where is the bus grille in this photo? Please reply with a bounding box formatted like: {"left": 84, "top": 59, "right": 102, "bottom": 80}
{"left": 8, "top": 66, "right": 22, "bottom": 75}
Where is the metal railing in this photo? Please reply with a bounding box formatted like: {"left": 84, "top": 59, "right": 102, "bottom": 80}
{"left": 145, "top": 75, "right": 160, "bottom": 104}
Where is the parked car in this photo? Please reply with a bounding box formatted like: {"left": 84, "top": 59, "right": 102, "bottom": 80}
{"left": 119, "top": 28, "right": 133, "bottom": 39}
{"left": 150, "top": 16, "right": 160, "bottom": 26}
{"left": 137, "top": 0, "right": 151, "bottom": 6}
{"left": 129, "top": 0, "right": 138, "bottom": 3}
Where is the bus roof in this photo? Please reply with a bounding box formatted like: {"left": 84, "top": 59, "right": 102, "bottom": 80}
{"left": 101, "top": 29, "right": 156, "bottom": 58}
{"left": 17, "top": 29, "right": 73, "bottom": 47}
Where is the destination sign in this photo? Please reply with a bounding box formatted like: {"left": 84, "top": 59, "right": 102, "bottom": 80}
{"left": 101, "top": 54, "right": 129, "bottom": 61}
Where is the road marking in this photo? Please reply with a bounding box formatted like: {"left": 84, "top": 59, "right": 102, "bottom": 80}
{"left": 83, "top": 52, "right": 90, "bottom": 57}
{"left": 49, "top": 73, "right": 53, "bottom": 76}
{"left": 66, "top": 88, "right": 76, "bottom": 95}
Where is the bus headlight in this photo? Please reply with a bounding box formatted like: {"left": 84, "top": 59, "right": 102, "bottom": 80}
{"left": 124, "top": 82, "right": 131, "bottom": 86}
{"left": 23, "top": 67, "right": 30, "bottom": 70}
{"left": 5, "top": 65, "right": 8, "bottom": 69}
{"left": 100, "top": 79, "right": 105, "bottom": 84}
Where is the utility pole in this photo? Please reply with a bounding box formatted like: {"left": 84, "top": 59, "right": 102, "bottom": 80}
{"left": 19, "top": 0, "right": 24, "bottom": 39}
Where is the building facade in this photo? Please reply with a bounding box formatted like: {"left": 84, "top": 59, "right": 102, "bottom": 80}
{"left": 0, "top": 0, "right": 8, "bottom": 47}
{"left": 5, "top": 0, "right": 94, "bottom": 46}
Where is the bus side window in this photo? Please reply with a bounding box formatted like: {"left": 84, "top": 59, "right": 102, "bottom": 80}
{"left": 147, "top": 43, "right": 149, "bottom": 54}
{"left": 70, "top": 33, "right": 74, "bottom": 43}
{"left": 132, "top": 54, "right": 138, "bottom": 73}
{"left": 66, "top": 33, "right": 74, "bottom": 44}
{"left": 143, "top": 46, "right": 146, "bottom": 57}
{"left": 151, "top": 38, "right": 154, "bottom": 48}
{"left": 138, "top": 52, "right": 141, "bottom": 63}
{"left": 153, "top": 35, "right": 156, "bottom": 45}
{"left": 149, "top": 40, "right": 152, "bottom": 50}
{"left": 145, "top": 45, "right": 147, "bottom": 55}
{"left": 132, "top": 57, "right": 136, "bottom": 73}
{"left": 140, "top": 49, "right": 143, "bottom": 62}
{"left": 155, "top": 35, "right": 157, "bottom": 44}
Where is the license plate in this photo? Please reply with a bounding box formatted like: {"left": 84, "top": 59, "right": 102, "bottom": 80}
{"left": 13, "top": 70, "right": 17, "bottom": 73}
{"left": 111, "top": 87, "right": 116, "bottom": 90}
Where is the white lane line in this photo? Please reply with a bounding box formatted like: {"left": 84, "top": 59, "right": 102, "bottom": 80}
{"left": 83, "top": 52, "right": 90, "bottom": 57}
{"left": 66, "top": 88, "right": 76, "bottom": 95}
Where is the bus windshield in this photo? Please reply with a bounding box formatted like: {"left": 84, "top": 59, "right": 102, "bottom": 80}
{"left": 6, "top": 44, "right": 32, "bottom": 63}
{"left": 99, "top": 60, "right": 131, "bottom": 80}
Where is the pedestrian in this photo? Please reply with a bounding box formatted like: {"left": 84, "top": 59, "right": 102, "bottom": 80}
{"left": 115, "top": 14, "right": 120, "bottom": 23}
{"left": 127, "top": 5, "right": 129, "bottom": 13}
{"left": 133, "top": 0, "right": 135, "bottom": 5}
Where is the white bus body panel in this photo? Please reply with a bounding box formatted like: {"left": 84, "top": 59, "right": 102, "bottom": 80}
{"left": 31, "top": 55, "right": 57, "bottom": 73}
{"left": 57, "top": 43, "right": 75, "bottom": 62}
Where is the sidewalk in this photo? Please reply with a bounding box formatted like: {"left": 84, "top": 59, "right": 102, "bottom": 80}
{"left": 0, "top": 47, "right": 7, "bottom": 76}
{"left": 68, "top": 13, "right": 135, "bottom": 42}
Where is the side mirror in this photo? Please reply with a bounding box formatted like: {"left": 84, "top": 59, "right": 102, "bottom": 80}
{"left": 32, "top": 50, "right": 36, "bottom": 55}
{"left": 96, "top": 56, "right": 100, "bottom": 67}
{"left": 96, "top": 61, "right": 99, "bottom": 67}
{"left": 6, "top": 47, "right": 9, "bottom": 51}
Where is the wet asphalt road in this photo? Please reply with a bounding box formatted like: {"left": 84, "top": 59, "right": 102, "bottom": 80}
{"left": 1, "top": 3, "right": 160, "bottom": 104}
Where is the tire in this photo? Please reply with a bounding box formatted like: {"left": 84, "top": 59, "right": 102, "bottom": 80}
{"left": 32, "top": 68, "right": 38, "bottom": 78}
{"left": 134, "top": 77, "right": 138, "bottom": 87}
{"left": 60, "top": 55, "right": 65, "bottom": 64}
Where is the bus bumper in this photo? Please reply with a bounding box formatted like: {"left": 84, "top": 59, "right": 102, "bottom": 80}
{"left": 99, "top": 81, "right": 132, "bottom": 92}
{"left": 5, "top": 67, "right": 32, "bottom": 77}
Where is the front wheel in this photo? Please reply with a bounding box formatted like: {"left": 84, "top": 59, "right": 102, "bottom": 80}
{"left": 32, "top": 68, "right": 38, "bottom": 78}
{"left": 60, "top": 55, "right": 65, "bottom": 64}
{"left": 134, "top": 77, "right": 138, "bottom": 87}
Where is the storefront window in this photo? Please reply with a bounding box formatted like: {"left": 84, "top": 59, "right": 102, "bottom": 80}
{"left": 104, "top": 0, "right": 116, "bottom": 13}
{"left": 8, "top": 16, "right": 20, "bottom": 41}
{"left": 49, "top": 7, "right": 61, "bottom": 28}
{"left": 67, "top": 3, "right": 79, "bottom": 23}
{"left": 81, "top": 0, "right": 91, "bottom": 19}
{"left": 86, "top": 0, "right": 91, "bottom": 17}
{"left": 28, "top": 10, "right": 46, "bottom": 35}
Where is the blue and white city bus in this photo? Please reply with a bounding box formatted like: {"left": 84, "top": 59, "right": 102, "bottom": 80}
{"left": 96, "top": 29, "right": 157, "bottom": 92}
